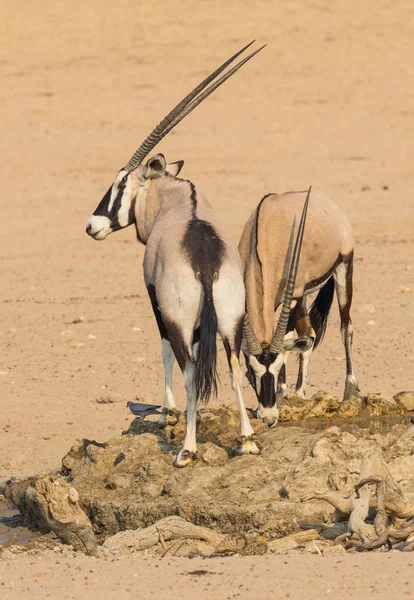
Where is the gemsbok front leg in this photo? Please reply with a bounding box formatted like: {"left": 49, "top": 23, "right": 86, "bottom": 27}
{"left": 294, "top": 298, "right": 315, "bottom": 398}
{"left": 334, "top": 253, "right": 360, "bottom": 400}
{"left": 215, "top": 273, "right": 260, "bottom": 455}
{"left": 225, "top": 340, "right": 260, "bottom": 455}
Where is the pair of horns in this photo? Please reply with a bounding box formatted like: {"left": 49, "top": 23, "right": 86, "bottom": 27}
{"left": 124, "top": 41, "right": 266, "bottom": 173}
{"left": 244, "top": 186, "right": 312, "bottom": 356}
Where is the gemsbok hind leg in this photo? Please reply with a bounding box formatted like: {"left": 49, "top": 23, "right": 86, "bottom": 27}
{"left": 333, "top": 253, "right": 359, "bottom": 400}
{"left": 174, "top": 358, "right": 199, "bottom": 468}
{"left": 147, "top": 285, "right": 180, "bottom": 428}
{"left": 159, "top": 319, "right": 199, "bottom": 468}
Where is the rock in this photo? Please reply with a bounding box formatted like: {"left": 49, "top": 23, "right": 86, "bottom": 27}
{"left": 200, "top": 443, "right": 229, "bottom": 466}
{"left": 0, "top": 549, "right": 16, "bottom": 560}
{"left": 322, "top": 544, "right": 346, "bottom": 555}
{"left": 303, "top": 540, "right": 329, "bottom": 554}
{"left": 394, "top": 392, "right": 414, "bottom": 411}
{"left": 366, "top": 393, "right": 403, "bottom": 416}
{"left": 278, "top": 391, "right": 340, "bottom": 421}
{"left": 268, "top": 529, "right": 320, "bottom": 553}
{"left": 328, "top": 467, "right": 354, "bottom": 493}
{"left": 278, "top": 394, "right": 309, "bottom": 421}
{"left": 305, "top": 391, "right": 341, "bottom": 419}
{"left": 338, "top": 395, "right": 363, "bottom": 418}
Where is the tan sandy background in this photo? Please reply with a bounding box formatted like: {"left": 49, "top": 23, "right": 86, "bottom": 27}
{"left": 0, "top": 0, "right": 413, "bottom": 596}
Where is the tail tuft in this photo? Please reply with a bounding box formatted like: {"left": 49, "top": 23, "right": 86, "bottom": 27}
{"left": 194, "top": 276, "right": 219, "bottom": 403}
{"left": 309, "top": 276, "right": 335, "bottom": 349}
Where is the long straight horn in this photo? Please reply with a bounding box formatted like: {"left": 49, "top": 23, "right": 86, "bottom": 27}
{"left": 158, "top": 44, "right": 266, "bottom": 141}
{"left": 244, "top": 313, "right": 262, "bottom": 356}
{"left": 269, "top": 187, "right": 312, "bottom": 354}
{"left": 124, "top": 42, "right": 265, "bottom": 172}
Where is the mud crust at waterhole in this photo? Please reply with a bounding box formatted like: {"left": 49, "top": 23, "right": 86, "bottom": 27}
{"left": 2, "top": 389, "right": 414, "bottom": 558}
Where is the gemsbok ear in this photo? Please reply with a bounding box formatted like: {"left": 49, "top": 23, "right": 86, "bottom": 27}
{"left": 142, "top": 154, "right": 167, "bottom": 179}
{"left": 166, "top": 160, "right": 184, "bottom": 177}
{"left": 283, "top": 337, "right": 313, "bottom": 353}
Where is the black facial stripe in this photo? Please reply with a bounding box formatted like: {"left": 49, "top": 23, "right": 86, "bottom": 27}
{"left": 256, "top": 353, "right": 277, "bottom": 367}
{"left": 93, "top": 185, "right": 112, "bottom": 217}
{"left": 259, "top": 371, "right": 276, "bottom": 408}
{"left": 111, "top": 179, "right": 127, "bottom": 220}
{"left": 93, "top": 178, "right": 127, "bottom": 221}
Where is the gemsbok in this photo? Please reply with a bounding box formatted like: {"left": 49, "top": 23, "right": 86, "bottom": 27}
{"left": 238, "top": 188, "right": 359, "bottom": 426}
{"left": 86, "top": 42, "right": 264, "bottom": 466}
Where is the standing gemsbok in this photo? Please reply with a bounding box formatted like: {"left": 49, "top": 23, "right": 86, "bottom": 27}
{"left": 238, "top": 188, "right": 359, "bottom": 426}
{"left": 86, "top": 42, "right": 264, "bottom": 467}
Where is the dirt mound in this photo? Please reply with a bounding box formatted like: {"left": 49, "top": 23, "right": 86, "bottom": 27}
{"left": 4, "top": 391, "right": 414, "bottom": 553}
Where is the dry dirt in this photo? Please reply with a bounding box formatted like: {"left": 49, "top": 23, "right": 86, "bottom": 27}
{"left": 1, "top": 0, "right": 414, "bottom": 597}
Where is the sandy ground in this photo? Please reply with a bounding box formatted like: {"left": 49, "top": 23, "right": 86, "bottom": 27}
{"left": 1, "top": 553, "right": 414, "bottom": 600}
{"left": 0, "top": 0, "right": 413, "bottom": 596}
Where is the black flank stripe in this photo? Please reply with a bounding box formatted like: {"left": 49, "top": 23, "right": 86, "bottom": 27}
{"left": 189, "top": 182, "right": 197, "bottom": 218}
{"left": 305, "top": 253, "right": 343, "bottom": 292}
{"left": 255, "top": 193, "right": 273, "bottom": 272}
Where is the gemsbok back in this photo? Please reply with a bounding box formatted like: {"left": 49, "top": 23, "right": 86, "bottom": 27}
{"left": 238, "top": 188, "right": 359, "bottom": 426}
{"left": 86, "top": 42, "right": 265, "bottom": 466}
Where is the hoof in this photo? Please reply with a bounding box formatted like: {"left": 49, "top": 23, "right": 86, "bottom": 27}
{"left": 343, "top": 380, "right": 360, "bottom": 401}
{"left": 237, "top": 436, "right": 261, "bottom": 456}
{"left": 158, "top": 408, "right": 180, "bottom": 429}
{"left": 295, "top": 388, "right": 306, "bottom": 399}
{"left": 173, "top": 449, "right": 198, "bottom": 468}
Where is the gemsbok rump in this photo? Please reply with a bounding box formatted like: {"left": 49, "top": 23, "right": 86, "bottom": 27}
{"left": 238, "top": 188, "right": 359, "bottom": 426}
{"left": 86, "top": 42, "right": 265, "bottom": 466}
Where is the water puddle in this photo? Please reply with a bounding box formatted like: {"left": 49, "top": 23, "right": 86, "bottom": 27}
{"left": 0, "top": 499, "right": 40, "bottom": 547}
{"left": 280, "top": 413, "right": 413, "bottom": 435}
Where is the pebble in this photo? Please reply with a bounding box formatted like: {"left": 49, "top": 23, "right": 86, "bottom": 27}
{"left": 97, "top": 393, "right": 123, "bottom": 404}
{"left": 361, "top": 303, "right": 375, "bottom": 314}
{"left": 132, "top": 327, "right": 141, "bottom": 332}
{"left": 367, "top": 320, "right": 376, "bottom": 326}
{"left": 399, "top": 286, "right": 411, "bottom": 294}
{"left": 88, "top": 334, "right": 96, "bottom": 339}
{"left": 70, "top": 342, "right": 86, "bottom": 349}
{"left": 0, "top": 371, "right": 8, "bottom": 375}
{"left": 72, "top": 316, "right": 86, "bottom": 323}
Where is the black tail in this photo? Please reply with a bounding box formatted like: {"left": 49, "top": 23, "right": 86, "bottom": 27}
{"left": 309, "top": 276, "right": 335, "bottom": 349}
{"left": 194, "top": 275, "right": 219, "bottom": 403}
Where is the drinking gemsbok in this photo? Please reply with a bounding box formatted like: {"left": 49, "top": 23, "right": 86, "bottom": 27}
{"left": 238, "top": 188, "right": 359, "bottom": 426}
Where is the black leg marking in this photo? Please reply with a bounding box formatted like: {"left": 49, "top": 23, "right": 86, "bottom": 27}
{"left": 147, "top": 284, "right": 190, "bottom": 372}
{"left": 278, "top": 363, "right": 286, "bottom": 388}
{"left": 147, "top": 284, "right": 168, "bottom": 340}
